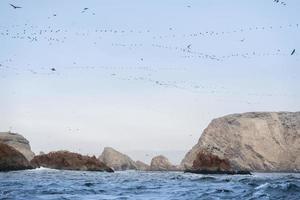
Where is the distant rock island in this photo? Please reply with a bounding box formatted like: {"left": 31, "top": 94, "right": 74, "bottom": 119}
{"left": 31, "top": 151, "right": 113, "bottom": 172}
{"left": 182, "top": 112, "right": 300, "bottom": 173}
{"left": 99, "top": 147, "right": 138, "bottom": 171}
{"left": 150, "top": 155, "right": 179, "bottom": 171}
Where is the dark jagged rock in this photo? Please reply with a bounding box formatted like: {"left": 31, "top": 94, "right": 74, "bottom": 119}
{"left": 31, "top": 151, "right": 114, "bottom": 172}
{"left": 0, "top": 143, "right": 33, "bottom": 171}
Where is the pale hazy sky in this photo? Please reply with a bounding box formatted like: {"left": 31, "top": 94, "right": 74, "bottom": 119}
{"left": 0, "top": 0, "right": 299, "bottom": 164}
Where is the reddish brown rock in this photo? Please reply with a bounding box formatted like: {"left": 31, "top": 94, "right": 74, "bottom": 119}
{"left": 31, "top": 151, "right": 113, "bottom": 172}
{"left": 192, "top": 150, "right": 231, "bottom": 171}
{"left": 0, "top": 143, "right": 33, "bottom": 171}
{"left": 185, "top": 150, "right": 250, "bottom": 174}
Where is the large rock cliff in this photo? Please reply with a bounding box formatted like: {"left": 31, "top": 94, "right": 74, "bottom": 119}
{"left": 99, "top": 147, "right": 137, "bottom": 171}
{"left": 181, "top": 112, "right": 300, "bottom": 172}
{"left": 0, "top": 132, "right": 35, "bottom": 161}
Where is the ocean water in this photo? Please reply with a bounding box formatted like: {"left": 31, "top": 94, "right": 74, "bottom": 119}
{"left": 0, "top": 169, "right": 299, "bottom": 200}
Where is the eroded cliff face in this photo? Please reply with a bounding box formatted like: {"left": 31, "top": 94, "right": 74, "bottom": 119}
{"left": 31, "top": 151, "right": 113, "bottom": 172}
{"left": 0, "top": 143, "right": 33, "bottom": 171}
{"left": 99, "top": 147, "right": 137, "bottom": 171}
{"left": 181, "top": 112, "right": 300, "bottom": 172}
{"left": 0, "top": 132, "right": 35, "bottom": 161}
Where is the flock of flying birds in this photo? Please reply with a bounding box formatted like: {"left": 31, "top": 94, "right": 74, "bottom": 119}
{"left": 1, "top": 2, "right": 299, "bottom": 106}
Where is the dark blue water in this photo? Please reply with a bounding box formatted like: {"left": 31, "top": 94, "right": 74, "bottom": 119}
{"left": 0, "top": 169, "right": 299, "bottom": 200}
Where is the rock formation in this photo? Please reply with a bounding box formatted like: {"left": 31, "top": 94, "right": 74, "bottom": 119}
{"left": 150, "top": 155, "right": 179, "bottom": 171}
{"left": 99, "top": 147, "right": 137, "bottom": 171}
{"left": 0, "top": 132, "right": 35, "bottom": 161}
{"left": 135, "top": 160, "right": 150, "bottom": 171}
{"left": 31, "top": 151, "right": 113, "bottom": 172}
{"left": 0, "top": 143, "right": 33, "bottom": 171}
{"left": 181, "top": 112, "right": 300, "bottom": 172}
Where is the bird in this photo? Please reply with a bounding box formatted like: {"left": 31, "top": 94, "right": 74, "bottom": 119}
{"left": 9, "top": 4, "right": 21, "bottom": 9}
{"left": 81, "top": 7, "right": 89, "bottom": 13}
{"left": 51, "top": 67, "right": 56, "bottom": 71}
{"left": 291, "top": 49, "right": 296, "bottom": 55}
{"left": 187, "top": 44, "right": 192, "bottom": 49}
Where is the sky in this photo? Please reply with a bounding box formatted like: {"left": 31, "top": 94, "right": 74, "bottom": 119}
{"left": 0, "top": 0, "right": 299, "bottom": 164}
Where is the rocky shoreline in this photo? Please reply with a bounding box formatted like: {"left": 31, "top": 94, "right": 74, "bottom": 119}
{"left": 1, "top": 111, "right": 299, "bottom": 173}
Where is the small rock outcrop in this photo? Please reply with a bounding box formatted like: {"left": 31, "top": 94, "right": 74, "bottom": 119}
{"left": 0, "top": 143, "right": 33, "bottom": 171}
{"left": 99, "top": 147, "right": 137, "bottom": 171}
{"left": 150, "top": 155, "right": 179, "bottom": 171}
{"left": 0, "top": 132, "right": 35, "bottom": 161}
{"left": 135, "top": 160, "right": 150, "bottom": 171}
{"left": 181, "top": 112, "right": 300, "bottom": 172}
{"left": 31, "top": 151, "right": 113, "bottom": 172}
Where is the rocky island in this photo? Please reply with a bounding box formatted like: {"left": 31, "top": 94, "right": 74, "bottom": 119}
{"left": 150, "top": 155, "right": 179, "bottom": 171}
{"left": 31, "top": 151, "right": 113, "bottom": 172}
{"left": 0, "top": 132, "right": 35, "bottom": 161}
{"left": 182, "top": 112, "right": 300, "bottom": 173}
{"left": 1, "top": 111, "right": 299, "bottom": 173}
{"left": 99, "top": 147, "right": 138, "bottom": 171}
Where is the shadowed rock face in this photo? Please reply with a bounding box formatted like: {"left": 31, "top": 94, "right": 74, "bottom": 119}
{"left": 135, "top": 160, "right": 150, "bottom": 171}
{"left": 181, "top": 112, "right": 300, "bottom": 172}
{"left": 31, "top": 151, "right": 113, "bottom": 172}
{"left": 99, "top": 147, "right": 137, "bottom": 171}
{"left": 192, "top": 150, "right": 231, "bottom": 171}
{"left": 0, "top": 132, "right": 35, "bottom": 161}
{"left": 0, "top": 143, "right": 33, "bottom": 171}
{"left": 150, "top": 155, "right": 179, "bottom": 171}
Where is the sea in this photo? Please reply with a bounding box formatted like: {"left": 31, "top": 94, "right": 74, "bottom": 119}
{"left": 0, "top": 168, "right": 299, "bottom": 200}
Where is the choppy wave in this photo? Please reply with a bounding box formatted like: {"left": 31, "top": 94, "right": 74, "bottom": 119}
{"left": 0, "top": 171, "right": 299, "bottom": 199}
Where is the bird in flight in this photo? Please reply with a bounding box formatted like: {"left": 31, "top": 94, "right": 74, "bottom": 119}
{"left": 291, "top": 49, "right": 296, "bottom": 55}
{"left": 81, "top": 7, "right": 89, "bottom": 13}
{"left": 9, "top": 4, "right": 22, "bottom": 9}
{"left": 51, "top": 68, "right": 56, "bottom": 71}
